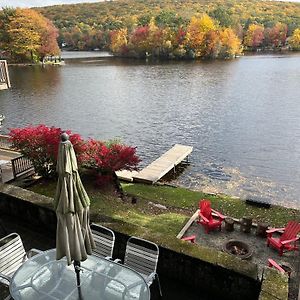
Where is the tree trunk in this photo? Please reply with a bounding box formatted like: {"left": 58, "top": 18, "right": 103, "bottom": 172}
{"left": 112, "top": 171, "right": 124, "bottom": 200}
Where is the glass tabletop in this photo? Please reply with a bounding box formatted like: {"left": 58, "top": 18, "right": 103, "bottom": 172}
{"left": 10, "top": 249, "right": 150, "bottom": 300}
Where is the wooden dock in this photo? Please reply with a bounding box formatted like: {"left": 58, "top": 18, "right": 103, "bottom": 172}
{"left": 115, "top": 170, "right": 139, "bottom": 182}
{"left": 123, "top": 144, "right": 193, "bottom": 184}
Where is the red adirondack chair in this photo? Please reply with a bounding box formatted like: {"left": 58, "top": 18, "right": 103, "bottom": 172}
{"left": 266, "top": 221, "right": 300, "bottom": 256}
{"left": 267, "top": 259, "right": 292, "bottom": 278}
{"left": 197, "top": 199, "right": 225, "bottom": 234}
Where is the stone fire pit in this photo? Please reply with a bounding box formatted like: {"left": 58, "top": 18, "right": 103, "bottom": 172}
{"left": 223, "top": 240, "right": 253, "bottom": 260}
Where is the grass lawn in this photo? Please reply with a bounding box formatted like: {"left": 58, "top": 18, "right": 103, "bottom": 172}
{"left": 27, "top": 177, "right": 300, "bottom": 277}
{"left": 29, "top": 178, "right": 300, "bottom": 243}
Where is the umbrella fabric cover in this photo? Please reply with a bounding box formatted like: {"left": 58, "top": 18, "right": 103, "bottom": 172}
{"left": 54, "top": 139, "right": 95, "bottom": 265}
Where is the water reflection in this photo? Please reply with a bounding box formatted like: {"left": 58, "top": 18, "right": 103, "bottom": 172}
{"left": 1, "top": 53, "right": 300, "bottom": 208}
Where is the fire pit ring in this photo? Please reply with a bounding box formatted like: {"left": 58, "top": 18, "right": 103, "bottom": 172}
{"left": 223, "top": 239, "right": 253, "bottom": 260}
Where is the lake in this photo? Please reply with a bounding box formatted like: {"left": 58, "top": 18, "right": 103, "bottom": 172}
{"left": 1, "top": 52, "right": 300, "bottom": 208}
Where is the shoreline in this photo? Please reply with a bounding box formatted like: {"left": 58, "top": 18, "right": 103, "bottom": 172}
{"left": 6, "top": 49, "right": 300, "bottom": 66}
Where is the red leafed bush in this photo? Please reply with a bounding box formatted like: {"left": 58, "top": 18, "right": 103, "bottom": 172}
{"left": 9, "top": 125, "right": 140, "bottom": 189}
{"left": 80, "top": 139, "right": 140, "bottom": 174}
{"left": 95, "top": 174, "right": 113, "bottom": 188}
{"left": 9, "top": 125, "right": 84, "bottom": 178}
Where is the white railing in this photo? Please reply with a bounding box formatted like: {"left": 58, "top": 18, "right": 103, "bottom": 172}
{"left": 0, "top": 60, "right": 11, "bottom": 89}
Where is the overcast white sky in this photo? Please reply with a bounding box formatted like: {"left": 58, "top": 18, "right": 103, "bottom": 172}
{"left": 0, "top": 0, "right": 299, "bottom": 8}
{"left": 0, "top": 0, "right": 105, "bottom": 8}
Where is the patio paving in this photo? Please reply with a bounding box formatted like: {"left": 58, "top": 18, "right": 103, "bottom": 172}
{"left": 182, "top": 215, "right": 300, "bottom": 300}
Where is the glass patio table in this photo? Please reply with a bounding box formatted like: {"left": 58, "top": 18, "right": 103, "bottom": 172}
{"left": 9, "top": 249, "right": 150, "bottom": 300}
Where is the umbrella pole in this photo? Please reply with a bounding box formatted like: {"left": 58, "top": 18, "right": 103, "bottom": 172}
{"left": 74, "top": 260, "right": 81, "bottom": 287}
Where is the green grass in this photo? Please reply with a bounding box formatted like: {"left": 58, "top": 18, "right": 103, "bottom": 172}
{"left": 122, "top": 183, "right": 204, "bottom": 209}
{"left": 29, "top": 179, "right": 300, "bottom": 235}
{"left": 30, "top": 179, "right": 300, "bottom": 230}
{"left": 28, "top": 179, "right": 300, "bottom": 277}
{"left": 122, "top": 183, "right": 300, "bottom": 227}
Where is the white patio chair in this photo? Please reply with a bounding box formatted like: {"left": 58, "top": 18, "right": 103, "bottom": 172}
{"left": 91, "top": 223, "right": 115, "bottom": 259}
{"left": 0, "top": 233, "right": 41, "bottom": 300}
{"left": 124, "top": 236, "right": 162, "bottom": 297}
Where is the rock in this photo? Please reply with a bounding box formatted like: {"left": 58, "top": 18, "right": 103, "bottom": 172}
{"left": 148, "top": 202, "right": 167, "bottom": 210}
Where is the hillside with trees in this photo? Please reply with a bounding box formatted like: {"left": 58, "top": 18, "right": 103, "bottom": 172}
{"left": 35, "top": 0, "right": 300, "bottom": 58}
{"left": 1, "top": 0, "right": 300, "bottom": 61}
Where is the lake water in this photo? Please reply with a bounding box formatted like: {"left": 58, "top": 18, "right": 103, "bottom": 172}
{"left": 1, "top": 52, "right": 300, "bottom": 208}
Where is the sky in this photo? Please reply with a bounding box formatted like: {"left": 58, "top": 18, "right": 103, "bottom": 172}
{"left": 1, "top": 0, "right": 300, "bottom": 7}
{"left": 0, "top": 0, "right": 105, "bottom": 8}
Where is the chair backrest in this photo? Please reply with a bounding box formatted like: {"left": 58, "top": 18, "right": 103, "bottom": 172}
{"left": 124, "top": 236, "right": 159, "bottom": 277}
{"left": 0, "top": 233, "right": 26, "bottom": 282}
{"left": 91, "top": 223, "right": 115, "bottom": 258}
{"left": 280, "top": 221, "right": 300, "bottom": 242}
{"left": 199, "top": 200, "right": 213, "bottom": 221}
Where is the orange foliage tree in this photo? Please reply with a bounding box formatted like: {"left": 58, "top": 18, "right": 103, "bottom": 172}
{"left": 219, "top": 28, "right": 242, "bottom": 58}
{"left": 264, "top": 23, "right": 288, "bottom": 48}
{"left": 244, "top": 24, "right": 264, "bottom": 49}
{"left": 2, "top": 8, "right": 59, "bottom": 62}
{"left": 110, "top": 28, "right": 128, "bottom": 55}
{"left": 184, "top": 15, "right": 216, "bottom": 58}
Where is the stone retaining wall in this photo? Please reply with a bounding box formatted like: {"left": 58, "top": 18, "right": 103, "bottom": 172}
{"left": 0, "top": 184, "right": 289, "bottom": 300}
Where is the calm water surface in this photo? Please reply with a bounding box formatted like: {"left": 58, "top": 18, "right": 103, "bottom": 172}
{"left": 1, "top": 52, "right": 300, "bottom": 208}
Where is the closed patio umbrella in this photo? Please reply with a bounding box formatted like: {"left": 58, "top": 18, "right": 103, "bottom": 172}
{"left": 54, "top": 132, "right": 95, "bottom": 286}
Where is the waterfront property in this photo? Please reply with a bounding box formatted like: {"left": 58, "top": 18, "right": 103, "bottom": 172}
{"left": 3, "top": 53, "right": 300, "bottom": 207}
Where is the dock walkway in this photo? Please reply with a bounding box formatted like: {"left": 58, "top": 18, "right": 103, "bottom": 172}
{"left": 117, "top": 144, "right": 193, "bottom": 184}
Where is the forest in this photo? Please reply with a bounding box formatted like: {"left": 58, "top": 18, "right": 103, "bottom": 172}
{"left": 1, "top": 0, "right": 300, "bottom": 61}
{"left": 36, "top": 0, "right": 300, "bottom": 58}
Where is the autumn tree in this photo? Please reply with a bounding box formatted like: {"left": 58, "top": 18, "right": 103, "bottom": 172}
{"left": 201, "top": 30, "right": 221, "bottom": 58}
{"left": 61, "top": 26, "right": 82, "bottom": 49}
{"left": 129, "top": 25, "right": 150, "bottom": 56}
{"left": 110, "top": 28, "right": 128, "bottom": 55}
{"left": 244, "top": 24, "right": 264, "bottom": 49}
{"left": 185, "top": 14, "right": 217, "bottom": 58}
{"left": 172, "top": 27, "right": 187, "bottom": 58}
{"left": 7, "top": 9, "right": 41, "bottom": 61}
{"left": 0, "top": 8, "right": 15, "bottom": 55}
{"left": 2, "top": 8, "right": 60, "bottom": 62}
{"left": 146, "top": 18, "right": 165, "bottom": 56}
{"left": 289, "top": 28, "right": 300, "bottom": 50}
{"left": 38, "top": 19, "right": 60, "bottom": 59}
{"left": 264, "top": 22, "right": 288, "bottom": 48}
{"left": 219, "top": 28, "right": 242, "bottom": 58}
